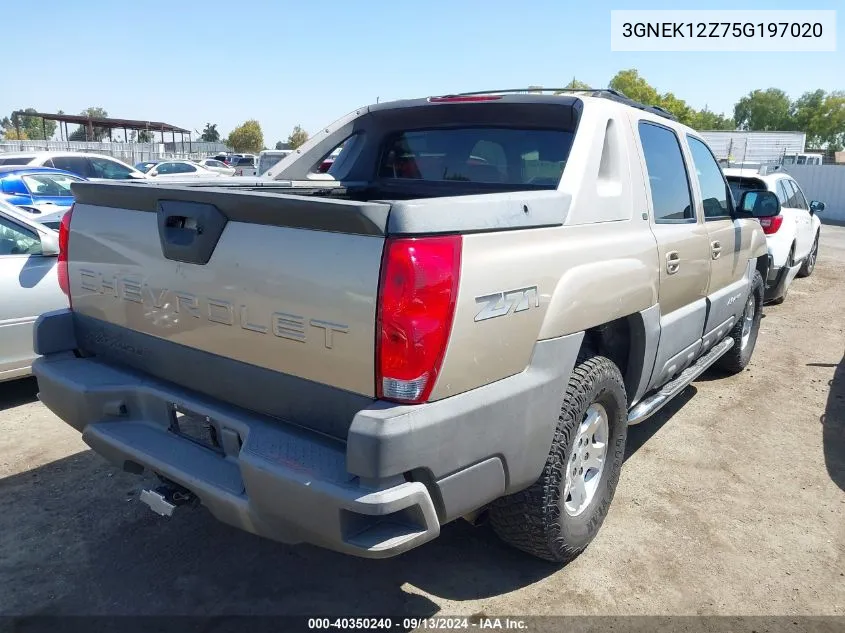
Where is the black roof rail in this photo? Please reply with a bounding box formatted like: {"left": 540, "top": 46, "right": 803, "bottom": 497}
{"left": 447, "top": 88, "right": 678, "bottom": 122}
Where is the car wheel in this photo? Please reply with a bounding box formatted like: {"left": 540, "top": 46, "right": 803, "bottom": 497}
{"left": 489, "top": 350, "right": 627, "bottom": 563}
{"left": 797, "top": 233, "right": 819, "bottom": 278}
{"left": 716, "top": 270, "right": 764, "bottom": 374}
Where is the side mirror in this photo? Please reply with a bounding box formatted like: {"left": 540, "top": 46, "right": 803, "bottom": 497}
{"left": 737, "top": 190, "right": 781, "bottom": 218}
{"left": 148, "top": 170, "right": 158, "bottom": 177}
{"left": 39, "top": 228, "right": 60, "bottom": 256}
{"left": 810, "top": 200, "right": 825, "bottom": 213}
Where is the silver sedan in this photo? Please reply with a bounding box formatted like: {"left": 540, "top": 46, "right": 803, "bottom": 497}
{"left": 0, "top": 198, "right": 67, "bottom": 382}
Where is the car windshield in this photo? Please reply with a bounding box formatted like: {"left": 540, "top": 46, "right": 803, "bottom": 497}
{"left": 22, "top": 173, "right": 82, "bottom": 196}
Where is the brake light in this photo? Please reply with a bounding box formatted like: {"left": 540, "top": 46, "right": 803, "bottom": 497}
{"left": 759, "top": 215, "right": 784, "bottom": 235}
{"left": 428, "top": 95, "right": 502, "bottom": 103}
{"left": 58, "top": 206, "right": 73, "bottom": 302}
{"left": 376, "top": 236, "right": 462, "bottom": 404}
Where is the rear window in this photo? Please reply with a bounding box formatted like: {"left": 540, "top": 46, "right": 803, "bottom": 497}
{"left": 0, "top": 157, "right": 34, "bottom": 166}
{"left": 377, "top": 127, "right": 574, "bottom": 187}
{"left": 726, "top": 177, "right": 767, "bottom": 204}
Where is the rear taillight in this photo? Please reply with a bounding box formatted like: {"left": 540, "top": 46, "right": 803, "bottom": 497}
{"left": 58, "top": 206, "right": 73, "bottom": 301}
{"left": 759, "top": 215, "right": 784, "bottom": 235}
{"left": 376, "top": 236, "right": 462, "bottom": 404}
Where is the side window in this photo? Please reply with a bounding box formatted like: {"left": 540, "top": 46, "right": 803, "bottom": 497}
{"left": 50, "top": 156, "right": 92, "bottom": 178}
{"left": 686, "top": 136, "right": 731, "bottom": 219}
{"left": 638, "top": 121, "right": 694, "bottom": 222}
{"left": 787, "top": 179, "right": 809, "bottom": 210}
{"left": 781, "top": 179, "right": 798, "bottom": 208}
{"left": 776, "top": 180, "right": 790, "bottom": 205}
{"left": 156, "top": 162, "right": 176, "bottom": 174}
{"left": 0, "top": 216, "right": 41, "bottom": 256}
{"left": 173, "top": 163, "right": 197, "bottom": 174}
{"left": 89, "top": 157, "right": 134, "bottom": 180}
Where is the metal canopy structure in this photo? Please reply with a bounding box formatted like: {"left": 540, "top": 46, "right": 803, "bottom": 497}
{"left": 10, "top": 110, "right": 192, "bottom": 148}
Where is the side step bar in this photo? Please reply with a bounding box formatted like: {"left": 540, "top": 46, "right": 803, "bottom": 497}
{"left": 627, "top": 336, "right": 735, "bottom": 426}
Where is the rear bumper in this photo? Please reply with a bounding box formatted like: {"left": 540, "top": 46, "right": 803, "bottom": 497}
{"left": 32, "top": 309, "right": 581, "bottom": 558}
{"left": 34, "top": 352, "right": 441, "bottom": 558}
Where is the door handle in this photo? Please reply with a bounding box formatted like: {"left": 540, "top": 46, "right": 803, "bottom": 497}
{"left": 711, "top": 240, "right": 722, "bottom": 260}
{"left": 666, "top": 251, "right": 680, "bottom": 275}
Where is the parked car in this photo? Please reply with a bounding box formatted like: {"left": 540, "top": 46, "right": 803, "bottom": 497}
{"left": 33, "top": 89, "right": 774, "bottom": 563}
{"left": 257, "top": 150, "right": 292, "bottom": 176}
{"left": 0, "top": 152, "right": 147, "bottom": 181}
{"left": 0, "top": 198, "right": 65, "bottom": 383}
{"left": 231, "top": 155, "right": 257, "bottom": 176}
{"left": 725, "top": 166, "right": 824, "bottom": 304}
{"left": 135, "top": 160, "right": 163, "bottom": 173}
{"left": 143, "top": 160, "right": 223, "bottom": 179}
{"left": 0, "top": 166, "right": 85, "bottom": 215}
{"left": 195, "top": 158, "right": 235, "bottom": 176}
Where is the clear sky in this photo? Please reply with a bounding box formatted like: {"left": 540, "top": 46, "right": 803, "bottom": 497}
{"left": 3, "top": 0, "right": 842, "bottom": 145}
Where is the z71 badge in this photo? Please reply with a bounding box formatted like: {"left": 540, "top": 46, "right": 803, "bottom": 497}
{"left": 474, "top": 286, "right": 539, "bottom": 322}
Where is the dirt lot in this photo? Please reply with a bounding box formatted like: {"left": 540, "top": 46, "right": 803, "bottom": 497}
{"left": 1, "top": 227, "right": 843, "bottom": 620}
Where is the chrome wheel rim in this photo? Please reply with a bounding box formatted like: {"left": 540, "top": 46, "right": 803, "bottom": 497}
{"left": 741, "top": 293, "right": 755, "bottom": 349}
{"left": 563, "top": 403, "right": 609, "bottom": 517}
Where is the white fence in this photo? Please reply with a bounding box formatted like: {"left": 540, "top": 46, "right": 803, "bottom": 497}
{"left": 0, "top": 140, "right": 229, "bottom": 164}
{"left": 786, "top": 165, "right": 845, "bottom": 224}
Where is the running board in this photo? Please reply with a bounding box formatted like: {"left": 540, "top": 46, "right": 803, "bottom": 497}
{"left": 627, "top": 336, "right": 735, "bottom": 426}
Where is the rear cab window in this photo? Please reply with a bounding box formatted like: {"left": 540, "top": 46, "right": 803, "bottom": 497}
{"left": 378, "top": 127, "right": 572, "bottom": 186}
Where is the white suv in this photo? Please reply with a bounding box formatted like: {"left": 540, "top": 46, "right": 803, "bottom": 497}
{"left": 725, "top": 167, "right": 824, "bottom": 304}
{"left": 0, "top": 152, "right": 147, "bottom": 181}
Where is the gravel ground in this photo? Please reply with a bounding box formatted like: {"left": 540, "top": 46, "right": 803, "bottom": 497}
{"left": 1, "top": 227, "right": 843, "bottom": 621}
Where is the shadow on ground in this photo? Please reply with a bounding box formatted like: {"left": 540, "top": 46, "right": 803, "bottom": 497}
{"left": 0, "top": 448, "right": 560, "bottom": 618}
{"left": 625, "top": 386, "right": 696, "bottom": 461}
{"left": 0, "top": 376, "right": 39, "bottom": 412}
{"left": 822, "top": 355, "right": 845, "bottom": 492}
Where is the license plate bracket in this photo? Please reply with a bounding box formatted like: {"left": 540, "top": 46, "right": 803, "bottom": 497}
{"left": 168, "top": 404, "right": 223, "bottom": 453}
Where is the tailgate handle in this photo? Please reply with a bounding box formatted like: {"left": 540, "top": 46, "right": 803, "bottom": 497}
{"left": 157, "top": 200, "right": 228, "bottom": 265}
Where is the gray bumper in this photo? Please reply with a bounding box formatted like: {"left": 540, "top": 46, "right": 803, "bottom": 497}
{"left": 32, "top": 309, "right": 581, "bottom": 558}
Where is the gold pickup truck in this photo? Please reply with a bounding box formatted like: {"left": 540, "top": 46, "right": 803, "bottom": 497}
{"left": 32, "top": 88, "right": 778, "bottom": 562}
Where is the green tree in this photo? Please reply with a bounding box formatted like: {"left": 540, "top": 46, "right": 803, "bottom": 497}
{"left": 275, "top": 141, "right": 288, "bottom": 150}
{"left": 137, "top": 130, "right": 154, "bottom": 142}
{"left": 199, "top": 123, "right": 220, "bottom": 142}
{"left": 733, "top": 89, "right": 794, "bottom": 131}
{"left": 609, "top": 69, "right": 660, "bottom": 105}
{"left": 286, "top": 124, "right": 309, "bottom": 149}
{"left": 554, "top": 78, "right": 592, "bottom": 94}
{"left": 1, "top": 108, "right": 57, "bottom": 140}
{"left": 226, "top": 119, "right": 264, "bottom": 153}
{"left": 792, "top": 90, "right": 845, "bottom": 149}
{"left": 689, "top": 107, "right": 735, "bottom": 131}
{"left": 69, "top": 107, "right": 110, "bottom": 141}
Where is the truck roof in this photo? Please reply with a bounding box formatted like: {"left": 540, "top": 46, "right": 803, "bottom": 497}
{"left": 370, "top": 88, "right": 678, "bottom": 122}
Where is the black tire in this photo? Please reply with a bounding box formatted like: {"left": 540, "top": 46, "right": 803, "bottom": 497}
{"left": 797, "top": 232, "right": 819, "bottom": 278}
{"left": 489, "top": 351, "right": 628, "bottom": 563}
{"left": 715, "top": 269, "right": 764, "bottom": 374}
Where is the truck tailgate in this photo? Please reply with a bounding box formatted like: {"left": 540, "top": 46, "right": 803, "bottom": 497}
{"left": 66, "top": 182, "right": 389, "bottom": 436}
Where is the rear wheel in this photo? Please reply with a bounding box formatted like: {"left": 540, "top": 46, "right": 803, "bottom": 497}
{"left": 797, "top": 233, "right": 819, "bottom": 278}
{"left": 716, "top": 270, "right": 764, "bottom": 374}
{"left": 489, "top": 351, "right": 627, "bottom": 563}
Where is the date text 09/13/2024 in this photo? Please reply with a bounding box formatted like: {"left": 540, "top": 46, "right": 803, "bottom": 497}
{"left": 307, "top": 617, "right": 529, "bottom": 630}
